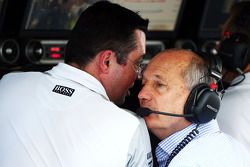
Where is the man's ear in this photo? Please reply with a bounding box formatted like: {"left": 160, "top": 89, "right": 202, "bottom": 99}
{"left": 98, "top": 50, "right": 115, "bottom": 74}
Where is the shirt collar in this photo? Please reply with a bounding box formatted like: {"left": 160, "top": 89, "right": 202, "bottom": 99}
{"left": 156, "top": 120, "right": 220, "bottom": 165}
{"left": 46, "top": 63, "right": 109, "bottom": 100}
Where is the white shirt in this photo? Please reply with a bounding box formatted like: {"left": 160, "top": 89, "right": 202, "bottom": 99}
{"left": 217, "top": 72, "right": 250, "bottom": 152}
{"left": 0, "top": 63, "right": 152, "bottom": 167}
{"left": 156, "top": 120, "right": 250, "bottom": 167}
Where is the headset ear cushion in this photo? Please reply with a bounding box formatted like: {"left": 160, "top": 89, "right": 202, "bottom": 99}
{"left": 184, "top": 83, "right": 220, "bottom": 123}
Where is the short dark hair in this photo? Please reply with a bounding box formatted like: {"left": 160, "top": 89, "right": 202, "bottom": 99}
{"left": 65, "top": 1, "right": 149, "bottom": 67}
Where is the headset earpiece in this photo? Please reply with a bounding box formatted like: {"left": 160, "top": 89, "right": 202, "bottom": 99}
{"left": 209, "top": 54, "right": 222, "bottom": 80}
{"left": 197, "top": 51, "right": 222, "bottom": 80}
{"left": 184, "top": 83, "right": 220, "bottom": 123}
{"left": 218, "top": 33, "right": 250, "bottom": 71}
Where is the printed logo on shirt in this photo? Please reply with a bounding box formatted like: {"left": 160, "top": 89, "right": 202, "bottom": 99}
{"left": 52, "top": 85, "right": 75, "bottom": 97}
{"left": 147, "top": 152, "right": 153, "bottom": 167}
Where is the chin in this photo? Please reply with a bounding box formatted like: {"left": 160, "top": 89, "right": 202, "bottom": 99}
{"left": 144, "top": 116, "right": 158, "bottom": 130}
{"left": 115, "top": 96, "right": 126, "bottom": 106}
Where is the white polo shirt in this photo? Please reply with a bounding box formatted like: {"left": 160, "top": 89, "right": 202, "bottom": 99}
{"left": 217, "top": 72, "right": 250, "bottom": 152}
{"left": 0, "top": 63, "right": 152, "bottom": 167}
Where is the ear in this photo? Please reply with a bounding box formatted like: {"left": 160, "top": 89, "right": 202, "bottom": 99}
{"left": 98, "top": 50, "right": 115, "bottom": 74}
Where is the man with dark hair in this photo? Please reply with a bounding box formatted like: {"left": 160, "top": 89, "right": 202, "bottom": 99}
{"left": 216, "top": 1, "right": 250, "bottom": 152}
{"left": 0, "top": 1, "right": 152, "bottom": 166}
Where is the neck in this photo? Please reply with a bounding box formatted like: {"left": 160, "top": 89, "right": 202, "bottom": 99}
{"left": 150, "top": 120, "right": 191, "bottom": 140}
{"left": 68, "top": 62, "right": 101, "bottom": 81}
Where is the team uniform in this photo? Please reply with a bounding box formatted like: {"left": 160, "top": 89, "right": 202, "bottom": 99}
{"left": 0, "top": 63, "right": 152, "bottom": 167}
{"left": 156, "top": 120, "right": 250, "bottom": 167}
{"left": 217, "top": 72, "right": 250, "bottom": 152}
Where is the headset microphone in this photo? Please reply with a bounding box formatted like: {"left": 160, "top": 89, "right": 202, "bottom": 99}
{"left": 136, "top": 107, "right": 194, "bottom": 117}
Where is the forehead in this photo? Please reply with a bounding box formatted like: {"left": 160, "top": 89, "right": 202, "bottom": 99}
{"left": 143, "top": 63, "right": 180, "bottom": 83}
{"left": 143, "top": 51, "right": 191, "bottom": 81}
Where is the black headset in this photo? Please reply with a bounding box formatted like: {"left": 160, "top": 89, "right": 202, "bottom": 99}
{"left": 218, "top": 33, "right": 250, "bottom": 72}
{"left": 184, "top": 52, "right": 222, "bottom": 124}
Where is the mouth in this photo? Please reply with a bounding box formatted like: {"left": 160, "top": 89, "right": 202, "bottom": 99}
{"left": 139, "top": 104, "right": 155, "bottom": 111}
{"left": 139, "top": 101, "right": 151, "bottom": 108}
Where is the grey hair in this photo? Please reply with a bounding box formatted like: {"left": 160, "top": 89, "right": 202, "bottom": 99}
{"left": 182, "top": 55, "right": 213, "bottom": 91}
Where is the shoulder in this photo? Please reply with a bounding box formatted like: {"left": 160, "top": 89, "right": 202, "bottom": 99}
{"left": 112, "top": 107, "right": 144, "bottom": 127}
{"left": 122, "top": 109, "right": 152, "bottom": 167}
{"left": 1, "top": 71, "right": 44, "bottom": 85}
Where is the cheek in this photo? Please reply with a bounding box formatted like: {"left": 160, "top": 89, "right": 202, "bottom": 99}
{"left": 157, "top": 88, "right": 188, "bottom": 113}
{"left": 128, "top": 72, "right": 137, "bottom": 84}
{"left": 170, "top": 95, "right": 188, "bottom": 116}
{"left": 113, "top": 70, "right": 136, "bottom": 96}
{"left": 123, "top": 67, "right": 137, "bottom": 84}
{"left": 154, "top": 94, "right": 174, "bottom": 110}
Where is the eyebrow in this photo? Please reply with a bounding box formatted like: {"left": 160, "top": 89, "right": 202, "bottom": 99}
{"left": 151, "top": 73, "right": 166, "bottom": 82}
{"left": 143, "top": 65, "right": 168, "bottom": 80}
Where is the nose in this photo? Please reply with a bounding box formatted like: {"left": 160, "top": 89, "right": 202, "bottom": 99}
{"left": 138, "top": 84, "right": 152, "bottom": 103}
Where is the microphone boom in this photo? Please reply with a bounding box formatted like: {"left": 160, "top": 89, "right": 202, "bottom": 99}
{"left": 136, "top": 107, "right": 193, "bottom": 117}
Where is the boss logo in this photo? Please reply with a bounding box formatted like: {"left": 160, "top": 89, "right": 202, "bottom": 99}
{"left": 52, "top": 85, "right": 75, "bottom": 97}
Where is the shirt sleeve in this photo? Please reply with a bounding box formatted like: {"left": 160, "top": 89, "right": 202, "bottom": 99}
{"left": 126, "top": 117, "right": 153, "bottom": 167}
